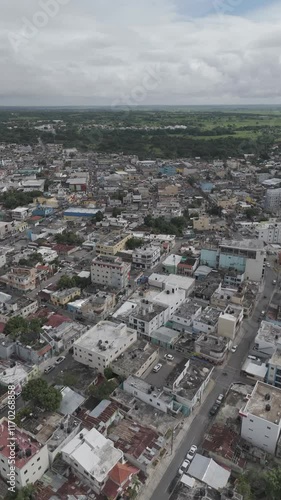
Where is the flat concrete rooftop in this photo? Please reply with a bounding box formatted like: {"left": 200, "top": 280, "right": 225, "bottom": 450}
{"left": 244, "top": 381, "right": 281, "bottom": 424}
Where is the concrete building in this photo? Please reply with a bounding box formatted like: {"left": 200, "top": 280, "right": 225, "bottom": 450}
{"left": 148, "top": 273, "right": 195, "bottom": 297}
{"left": 112, "top": 340, "right": 159, "bottom": 379}
{"left": 170, "top": 300, "right": 202, "bottom": 333}
{"left": 0, "top": 418, "right": 49, "bottom": 488}
{"left": 256, "top": 222, "right": 281, "bottom": 244}
{"left": 91, "top": 255, "right": 131, "bottom": 290}
{"left": 266, "top": 350, "right": 281, "bottom": 388}
{"left": 195, "top": 334, "right": 229, "bottom": 364}
{"left": 162, "top": 254, "right": 182, "bottom": 274}
{"left": 201, "top": 239, "right": 265, "bottom": 282}
{"left": 0, "top": 221, "right": 16, "bottom": 239}
{"left": 61, "top": 426, "right": 123, "bottom": 494}
{"left": 0, "top": 253, "right": 6, "bottom": 268}
{"left": 37, "top": 246, "right": 58, "bottom": 263}
{"left": 264, "top": 188, "right": 281, "bottom": 213}
{"left": 252, "top": 321, "right": 281, "bottom": 360}
{"left": 152, "top": 284, "right": 186, "bottom": 318}
{"left": 240, "top": 381, "right": 281, "bottom": 455}
{"left": 73, "top": 321, "right": 137, "bottom": 374}
{"left": 95, "top": 233, "right": 131, "bottom": 256}
{"left": 1, "top": 267, "right": 37, "bottom": 291}
{"left": 128, "top": 299, "right": 169, "bottom": 337}
{"left": 21, "top": 179, "right": 45, "bottom": 192}
{"left": 217, "top": 304, "right": 244, "bottom": 341}
{"left": 193, "top": 307, "right": 221, "bottom": 335}
{"left": 123, "top": 376, "right": 176, "bottom": 414}
{"left": 11, "top": 207, "right": 30, "bottom": 221}
{"left": 51, "top": 287, "right": 81, "bottom": 307}
{"left": 132, "top": 246, "right": 161, "bottom": 270}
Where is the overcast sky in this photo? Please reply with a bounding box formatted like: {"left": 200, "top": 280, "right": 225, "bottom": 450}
{"left": 1, "top": 0, "right": 281, "bottom": 106}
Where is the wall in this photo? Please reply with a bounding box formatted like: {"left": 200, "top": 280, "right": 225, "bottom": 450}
{"left": 200, "top": 249, "right": 218, "bottom": 268}
{"left": 241, "top": 413, "right": 281, "bottom": 455}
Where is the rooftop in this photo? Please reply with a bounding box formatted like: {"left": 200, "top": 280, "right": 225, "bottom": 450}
{"left": 195, "top": 307, "right": 221, "bottom": 326}
{"left": 256, "top": 320, "right": 281, "bottom": 347}
{"left": 0, "top": 418, "right": 43, "bottom": 469}
{"left": 165, "top": 359, "right": 212, "bottom": 400}
{"left": 243, "top": 381, "right": 281, "bottom": 424}
{"left": 130, "top": 300, "right": 168, "bottom": 323}
{"left": 113, "top": 340, "right": 158, "bottom": 375}
{"left": 61, "top": 426, "right": 123, "bottom": 483}
{"left": 172, "top": 299, "right": 202, "bottom": 318}
{"left": 220, "top": 239, "right": 264, "bottom": 251}
{"left": 51, "top": 287, "right": 80, "bottom": 299}
{"left": 73, "top": 320, "right": 136, "bottom": 351}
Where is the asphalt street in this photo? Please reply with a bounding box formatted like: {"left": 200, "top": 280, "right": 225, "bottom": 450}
{"left": 150, "top": 264, "right": 277, "bottom": 500}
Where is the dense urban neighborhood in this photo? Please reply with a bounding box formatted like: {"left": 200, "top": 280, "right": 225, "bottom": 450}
{"left": 0, "top": 110, "right": 281, "bottom": 500}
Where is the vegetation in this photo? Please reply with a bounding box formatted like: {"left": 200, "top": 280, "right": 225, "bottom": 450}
{"left": 245, "top": 207, "right": 259, "bottom": 220}
{"left": 103, "top": 367, "right": 114, "bottom": 380}
{"left": 88, "top": 378, "right": 118, "bottom": 400}
{"left": 21, "top": 378, "right": 62, "bottom": 411}
{"left": 54, "top": 230, "right": 83, "bottom": 246}
{"left": 112, "top": 207, "right": 122, "bottom": 218}
{"left": 57, "top": 274, "right": 90, "bottom": 290}
{"left": 18, "top": 252, "right": 43, "bottom": 267}
{"left": 126, "top": 237, "right": 144, "bottom": 250}
{"left": 0, "top": 189, "right": 42, "bottom": 209}
{"left": 4, "top": 317, "right": 43, "bottom": 343}
{"left": 143, "top": 215, "right": 188, "bottom": 236}
{"left": 236, "top": 467, "right": 281, "bottom": 500}
{"left": 6, "top": 483, "right": 36, "bottom": 499}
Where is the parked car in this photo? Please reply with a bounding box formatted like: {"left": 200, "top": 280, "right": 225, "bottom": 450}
{"left": 153, "top": 363, "right": 162, "bottom": 373}
{"left": 186, "top": 445, "right": 197, "bottom": 461}
{"left": 216, "top": 394, "right": 224, "bottom": 405}
{"left": 178, "top": 459, "right": 191, "bottom": 475}
{"left": 209, "top": 405, "right": 219, "bottom": 416}
{"left": 231, "top": 345, "right": 237, "bottom": 353}
{"left": 44, "top": 365, "right": 55, "bottom": 374}
{"left": 55, "top": 356, "right": 66, "bottom": 365}
{"left": 164, "top": 354, "right": 174, "bottom": 361}
{"left": 273, "top": 280, "right": 277, "bottom": 285}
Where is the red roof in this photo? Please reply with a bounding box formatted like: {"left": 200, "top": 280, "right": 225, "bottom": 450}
{"left": 46, "top": 314, "right": 72, "bottom": 328}
{"left": 109, "top": 462, "right": 139, "bottom": 486}
{"left": 37, "top": 344, "right": 52, "bottom": 356}
{"left": 0, "top": 323, "right": 5, "bottom": 334}
{"left": 0, "top": 419, "right": 41, "bottom": 469}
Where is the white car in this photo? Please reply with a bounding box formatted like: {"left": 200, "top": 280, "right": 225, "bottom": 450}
{"left": 186, "top": 445, "right": 197, "bottom": 461}
{"left": 55, "top": 356, "right": 66, "bottom": 365}
{"left": 216, "top": 393, "right": 224, "bottom": 405}
{"left": 231, "top": 345, "right": 237, "bottom": 353}
{"left": 153, "top": 363, "right": 162, "bottom": 373}
{"left": 178, "top": 459, "right": 190, "bottom": 475}
{"left": 164, "top": 354, "right": 174, "bottom": 361}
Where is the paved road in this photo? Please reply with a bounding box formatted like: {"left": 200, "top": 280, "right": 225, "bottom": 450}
{"left": 151, "top": 265, "right": 277, "bottom": 500}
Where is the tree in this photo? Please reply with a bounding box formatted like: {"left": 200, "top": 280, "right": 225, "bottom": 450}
{"left": 264, "top": 467, "right": 281, "bottom": 500}
{"left": 236, "top": 473, "right": 253, "bottom": 500}
{"left": 21, "top": 378, "right": 62, "bottom": 411}
{"left": 104, "top": 367, "right": 114, "bottom": 380}
{"left": 6, "top": 483, "right": 36, "bottom": 500}
{"left": 245, "top": 207, "right": 259, "bottom": 220}
{"left": 95, "top": 210, "right": 104, "bottom": 222}
{"left": 54, "top": 231, "right": 83, "bottom": 245}
{"left": 88, "top": 379, "right": 118, "bottom": 400}
{"left": 112, "top": 207, "right": 122, "bottom": 218}
{"left": 126, "top": 237, "right": 144, "bottom": 250}
{"left": 4, "top": 317, "right": 43, "bottom": 341}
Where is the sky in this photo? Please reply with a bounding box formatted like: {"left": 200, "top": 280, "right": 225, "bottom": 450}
{"left": 0, "top": 0, "right": 281, "bottom": 106}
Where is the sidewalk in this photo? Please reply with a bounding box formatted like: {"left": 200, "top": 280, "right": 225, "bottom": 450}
{"left": 137, "top": 379, "right": 215, "bottom": 500}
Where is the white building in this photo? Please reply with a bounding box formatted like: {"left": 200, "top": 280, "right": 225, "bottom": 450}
{"left": 73, "top": 321, "right": 137, "bottom": 374}
{"left": 217, "top": 304, "right": 244, "bottom": 341}
{"left": 128, "top": 299, "right": 169, "bottom": 337}
{"left": 193, "top": 307, "right": 221, "bottom": 335}
{"left": 240, "top": 381, "right": 281, "bottom": 455}
{"left": 0, "top": 253, "right": 6, "bottom": 268}
{"left": 37, "top": 246, "right": 58, "bottom": 263}
{"left": 91, "top": 255, "right": 131, "bottom": 290}
{"left": 256, "top": 222, "right": 281, "bottom": 244}
{"left": 148, "top": 273, "right": 195, "bottom": 297}
{"left": 264, "top": 188, "right": 281, "bottom": 213}
{"left": 132, "top": 246, "right": 160, "bottom": 269}
{"left": 152, "top": 284, "right": 186, "bottom": 318}
{"left": 61, "top": 426, "right": 123, "bottom": 494}
{"left": 11, "top": 207, "right": 30, "bottom": 221}
{"left": 0, "top": 418, "right": 49, "bottom": 488}
{"left": 219, "top": 239, "right": 265, "bottom": 282}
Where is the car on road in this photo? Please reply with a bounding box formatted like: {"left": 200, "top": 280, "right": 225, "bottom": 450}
{"left": 153, "top": 363, "right": 162, "bottom": 373}
{"left": 209, "top": 404, "right": 219, "bottom": 416}
{"left": 273, "top": 280, "right": 277, "bottom": 285}
{"left": 266, "top": 263, "right": 270, "bottom": 268}
{"left": 44, "top": 365, "right": 55, "bottom": 374}
{"left": 231, "top": 345, "right": 237, "bottom": 353}
{"left": 186, "top": 445, "right": 197, "bottom": 461}
{"left": 178, "top": 459, "right": 191, "bottom": 475}
{"left": 55, "top": 356, "right": 66, "bottom": 365}
{"left": 216, "top": 394, "right": 224, "bottom": 405}
{"left": 164, "top": 354, "right": 174, "bottom": 361}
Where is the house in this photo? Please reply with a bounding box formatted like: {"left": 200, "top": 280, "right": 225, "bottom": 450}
{"left": 61, "top": 427, "right": 123, "bottom": 494}
{"left": 132, "top": 246, "right": 161, "bottom": 270}
{"left": 91, "top": 255, "right": 131, "bottom": 290}
{"left": 51, "top": 287, "right": 81, "bottom": 307}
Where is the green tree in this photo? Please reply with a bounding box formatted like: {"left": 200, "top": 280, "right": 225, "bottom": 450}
{"left": 236, "top": 473, "right": 253, "bottom": 500}
{"left": 104, "top": 367, "right": 114, "bottom": 380}
{"left": 54, "top": 231, "right": 83, "bottom": 245}
{"left": 21, "top": 378, "right": 62, "bottom": 411}
{"left": 95, "top": 210, "right": 104, "bottom": 222}
{"left": 112, "top": 207, "right": 122, "bottom": 218}
{"left": 126, "top": 237, "right": 144, "bottom": 250}
{"left": 264, "top": 467, "right": 281, "bottom": 500}
{"left": 6, "top": 483, "right": 36, "bottom": 500}
{"left": 88, "top": 379, "right": 118, "bottom": 400}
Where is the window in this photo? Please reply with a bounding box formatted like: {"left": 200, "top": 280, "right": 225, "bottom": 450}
{"left": 37, "top": 457, "right": 40, "bottom": 462}
{"left": 38, "top": 466, "right": 41, "bottom": 470}
{"left": 24, "top": 470, "right": 28, "bottom": 475}
{"left": 250, "top": 419, "right": 254, "bottom": 422}
{"left": 267, "top": 426, "right": 271, "bottom": 430}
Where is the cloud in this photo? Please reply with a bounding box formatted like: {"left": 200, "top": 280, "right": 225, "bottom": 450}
{"left": 0, "top": 0, "right": 281, "bottom": 105}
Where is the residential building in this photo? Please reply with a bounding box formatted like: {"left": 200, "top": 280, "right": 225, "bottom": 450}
{"left": 217, "top": 304, "right": 244, "bottom": 341}
{"left": 21, "top": 179, "right": 45, "bottom": 191}
{"left": 37, "top": 246, "right": 58, "bottom": 263}
{"left": 152, "top": 284, "right": 186, "bottom": 318}
{"left": 51, "top": 287, "right": 81, "bottom": 307}
{"left": 266, "top": 350, "right": 281, "bottom": 388}
{"left": 177, "top": 255, "right": 199, "bottom": 276}
{"left": 162, "top": 254, "right": 182, "bottom": 274}
{"left": 193, "top": 215, "right": 225, "bottom": 232}
{"left": 201, "top": 239, "right": 265, "bottom": 282}
{"left": 264, "top": 188, "right": 281, "bottom": 213}
{"left": 123, "top": 375, "right": 176, "bottom": 414}
{"left": 240, "top": 381, "right": 281, "bottom": 454}
{"left": 73, "top": 321, "right": 137, "bottom": 374}
{"left": 252, "top": 321, "right": 281, "bottom": 360}
{"left": 170, "top": 300, "right": 202, "bottom": 333}
{"left": 112, "top": 340, "right": 159, "bottom": 379}
{"left": 193, "top": 307, "right": 221, "bottom": 335}
{"left": 0, "top": 253, "right": 6, "bottom": 268}
{"left": 0, "top": 221, "right": 16, "bottom": 239}
{"left": 63, "top": 207, "right": 104, "bottom": 220}
{"left": 1, "top": 267, "right": 37, "bottom": 291}
{"left": 132, "top": 246, "right": 161, "bottom": 269}
{"left": 128, "top": 299, "right": 169, "bottom": 337}
{"left": 0, "top": 418, "right": 49, "bottom": 488}
{"left": 95, "top": 233, "right": 131, "bottom": 256}
{"left": 256, "top": 222, "right": 281, "bottom": 244}
{"left": 148, "top": 273, "right": 195, "bottom": 297}
{"left": 91, "top": 255, "right": 131, "bottom": 290}
{"left": 11, "top": 207, "right": 30, "bottom": 221}
{"left": 61, "top": 427, "right": 123, "bottom": 494}
{"left": 195, "top": 334, "right": 229, "bottom": 364}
